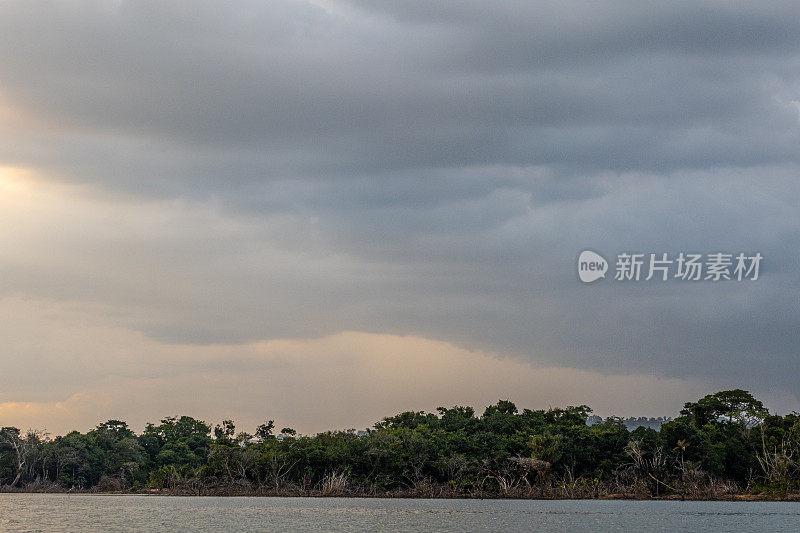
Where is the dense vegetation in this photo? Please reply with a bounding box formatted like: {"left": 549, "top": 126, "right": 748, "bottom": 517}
{"left": 1, "top": 390, "right": 798, "bottom": 499}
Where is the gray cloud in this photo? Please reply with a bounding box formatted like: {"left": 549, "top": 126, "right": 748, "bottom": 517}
{"left": 0, "top": 1, "right": 799, "bottom": 413}
{"left": 3, "top": 1, "right": 800, "bottom": 180}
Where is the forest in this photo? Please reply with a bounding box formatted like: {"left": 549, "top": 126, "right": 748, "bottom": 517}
{"left": 1, "top": 389, "right": 798, "bottom": 499}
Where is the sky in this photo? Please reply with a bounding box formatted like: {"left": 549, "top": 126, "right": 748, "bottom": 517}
{"left": 1, "top": 1, "right": 799, "bottom": 435}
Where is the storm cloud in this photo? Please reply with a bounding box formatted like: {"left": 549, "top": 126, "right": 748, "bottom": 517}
{"left": 1, "top": 1, "right": 799, "bottom": 430}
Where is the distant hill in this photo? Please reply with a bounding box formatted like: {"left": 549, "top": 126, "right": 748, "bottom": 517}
{"left": 587, "top": 415, "right": 672, "bottom": 430}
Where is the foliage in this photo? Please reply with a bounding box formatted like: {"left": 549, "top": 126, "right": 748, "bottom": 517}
{"left": 1, "top": 390, "right": 798, "bottom": 498}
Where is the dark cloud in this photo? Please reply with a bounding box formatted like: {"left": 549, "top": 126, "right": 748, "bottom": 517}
{"left": 3, "top": 1, "right": 800, "bottom": 181}
{"left": 0, "top": 1, "right": 799, "bottom": 408}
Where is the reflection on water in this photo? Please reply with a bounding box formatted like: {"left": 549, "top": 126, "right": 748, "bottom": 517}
{"left": 0, "top": 494, "right": 798, "bottom": 532}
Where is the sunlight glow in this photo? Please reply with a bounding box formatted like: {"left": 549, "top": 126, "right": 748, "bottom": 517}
{"left": 0, "top": 166, "right": 34, "bottom": 193}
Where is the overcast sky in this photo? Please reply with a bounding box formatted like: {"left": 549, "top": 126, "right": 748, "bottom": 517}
{"left": 1, "top": 1, "right": 799, "bottom": 434}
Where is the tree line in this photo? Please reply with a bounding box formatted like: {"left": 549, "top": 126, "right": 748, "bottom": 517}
{"left": 1, "top": 389, "right": 798, "bottom": 498}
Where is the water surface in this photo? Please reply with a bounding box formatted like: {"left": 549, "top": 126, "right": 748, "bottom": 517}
{"left": 0, "top": 494, "right": 798, "bottom": 532}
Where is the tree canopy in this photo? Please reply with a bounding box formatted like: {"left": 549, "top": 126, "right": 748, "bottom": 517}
{"left": 0, "top": 390, "right": 797, "bottom": 498}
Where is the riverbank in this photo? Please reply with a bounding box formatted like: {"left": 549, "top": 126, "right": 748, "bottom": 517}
{"left": 2, "top": 392, "right": 797, "bottom": 503}
{"left": 4, "top": 485, "right": 800, "bottom": 501}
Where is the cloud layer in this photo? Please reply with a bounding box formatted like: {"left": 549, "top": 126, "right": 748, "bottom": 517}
{"left": 0, "top": 297, "right": 713, "bottom": 434}
{"left": 0, "top": 1, "right": 799, "bottom": 429}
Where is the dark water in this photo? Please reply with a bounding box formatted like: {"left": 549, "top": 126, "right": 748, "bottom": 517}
{"left": 0, "top": 494, "right": 798, "bottom": 532}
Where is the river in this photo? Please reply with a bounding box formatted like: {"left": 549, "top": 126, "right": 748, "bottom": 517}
{"left": 0, "top": 494, "right": 798, "bottom": 531}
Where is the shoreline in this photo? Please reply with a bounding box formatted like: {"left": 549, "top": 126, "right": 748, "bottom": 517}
{"left": 3, "top": 489, "right": 800, "bottom": 502}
